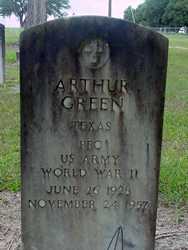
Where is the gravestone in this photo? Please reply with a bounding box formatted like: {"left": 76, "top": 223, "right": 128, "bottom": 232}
{"left": 0, "top": 24, "right": 5, "bottom": 85}
{"left": 20, "top": 17, "right": 168, "bottom": 250}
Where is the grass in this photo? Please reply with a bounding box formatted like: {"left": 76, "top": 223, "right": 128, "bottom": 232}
{"left": 0, "top": 28, "right": 21, "bottom": 191}
{"left": 6, "top": 48, "right": 17, "bottom": 64}
{"left": 167, "top": 34, "right": 188, "bottom": 48}
{"left": 160, "top": 36, "right": 188, "bottom": 205}
{"left": 6, "top": 65, "right": 19, "bottom": 85}
{"left": 5, "top": 28, "right": 22, "bottom": 65}
{"left": 0, "top": 29, "right": 188, "bottom": 205}
{"left": 0, "top": 88, "right": 20, "bottom": 191}
{"left": 5, "top": 28, "right": 22, "bottom": 46}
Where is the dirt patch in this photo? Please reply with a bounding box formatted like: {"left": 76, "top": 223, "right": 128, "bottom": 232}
{"left": 156, "top": 205, "right": 188, "bottom": 250}
{"left": 0, "top": 191, "right": 188, "bottom": 250}
{"left": 0, "top": 192, "right": 21, "bottom": 250}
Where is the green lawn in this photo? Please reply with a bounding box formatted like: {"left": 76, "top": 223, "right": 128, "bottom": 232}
{"left": 0, "top": 28, "right": 21, "bottom": 191}
{"left": 160, "top": 35, "right": 188, "bottom": 204}
{"left": 167, "top": 34, "right": 188, "bottom": 48}
{"left": 0, "top": 88, "right": 20, "bottom": 191}
{"left": 6, "top": 28, "right": 22, "bottom": 46}
{"left": 0, "top": 29, "right": 187, "bottom": 205}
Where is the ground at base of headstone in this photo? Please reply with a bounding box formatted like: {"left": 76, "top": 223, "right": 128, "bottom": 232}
{"left": 0, "top": 191, "right": 187, "bottom": 250}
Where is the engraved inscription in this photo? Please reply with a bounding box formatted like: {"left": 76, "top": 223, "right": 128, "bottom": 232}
{"left": 69, "top": 120, "right": 112, "bottom": 132}
{"left": 41, "top": 168, "right": 87, "bottom": 178}
{"left": 46, "top": 185, "right": 80, "bottom": 195}
{"left": 55, "top": 79, "right": 128, "bottom": 94}
{"left": 106, "top": 185, "right": 131, "bottom": 196}
{"left": 94, "top": 168, "right": 122, "bottom": 179}
{"left": 130, "top": 169, "right": 138, "bottom": 179}
{"left": 79, "top": 139, "right": 103, "bottom": 151}
{"left": 54, "top": 78, "right": 128, "bottom": 112}
{"left": 29, "top": 199, "right": 96, "bottom": 209}
{"left": 29, "top": 52, "right": 150, "bottom": 218}
{"left": 82, "top": 155, "right": 120, "bottom": 166}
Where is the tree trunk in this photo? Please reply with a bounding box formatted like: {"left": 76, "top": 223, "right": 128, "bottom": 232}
{"left": 25, "top": 0, "right": 47, "bottom": 28}
{"left": 20, "top": 17, "right": 24, "bottom": 27}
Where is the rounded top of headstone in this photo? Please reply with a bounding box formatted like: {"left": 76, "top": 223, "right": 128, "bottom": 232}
{"left": 21, "top": 15, "right": 168, "bottom": 42}
{"left": 20, "top": 16, "right": 168, "bottom": 65}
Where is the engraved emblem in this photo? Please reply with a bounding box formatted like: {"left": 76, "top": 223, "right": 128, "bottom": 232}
{"left": 79, "top": 39, "right": 110, "bottom": 70}
{"left": 107, "top": 226, "right": 124, "bottom": 250}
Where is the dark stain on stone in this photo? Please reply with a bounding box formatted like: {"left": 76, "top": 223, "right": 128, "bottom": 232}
{"left": 146, "top": 143, "right": 150, "bottom": 169}
{"left": 124, "top": 239, "right": 135, "bottom": 248}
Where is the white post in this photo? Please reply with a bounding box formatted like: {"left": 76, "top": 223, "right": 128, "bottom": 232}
{"left": 108, "top": 0, "right": 112, "bottom": 17}
{"left": 0, "top": 24, "right": 5, "bottom": 85}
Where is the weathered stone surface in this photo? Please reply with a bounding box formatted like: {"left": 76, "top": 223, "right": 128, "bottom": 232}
{"left": 20, "top": 16, "right": 168, "bottom": 250}
{"left": 0, "top": 24, "right": 5, "bottom": 84}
